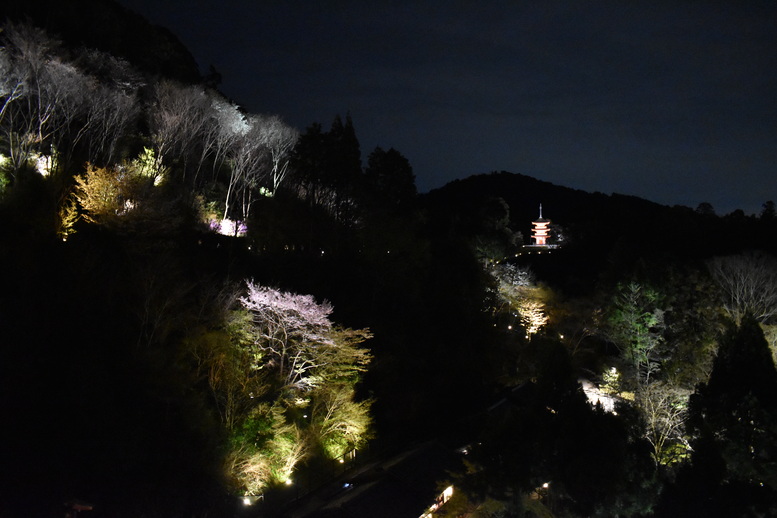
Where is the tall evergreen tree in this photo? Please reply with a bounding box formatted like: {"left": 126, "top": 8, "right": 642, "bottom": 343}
{"left": 364, "top": 146, "right": 416, "bottom": 212}
{"left": 666, "top": 316, "right": 777, "bottom": 515}
{"left": 288, "top": 114, "right": 363, "bottom": 224}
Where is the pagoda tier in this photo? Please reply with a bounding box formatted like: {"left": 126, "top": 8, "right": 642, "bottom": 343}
{"left": 532, "top": 221, "right": 550, "bottom": 245}
{"left": 531, "top": 204, "right": 551, "bottom": 245}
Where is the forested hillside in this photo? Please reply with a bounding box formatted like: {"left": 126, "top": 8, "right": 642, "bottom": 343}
{"left": 1, "top": 7, "right": 777, "bottom": 518}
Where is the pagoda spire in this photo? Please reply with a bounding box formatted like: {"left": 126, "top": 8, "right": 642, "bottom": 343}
{"left": 539, "top": 203, "right": 543, "bottom": 219}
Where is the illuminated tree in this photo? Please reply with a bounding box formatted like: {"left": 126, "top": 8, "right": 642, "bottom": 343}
{"left": 209, "top": 283, "right": 373, "bottom": 494}
{"left": 491, "top": 263, "right": 549, "bottom": 337}
{"left": 180, "top": 92, "right": 245, "bottom": 189}
{"left": 239, "top": 282, "right": 334, "bottom": 392}
{"left": 0, "top": 43, "right": 24, "bottom": 123}
{"left": 222, "top": 114, "right": 274, "bottom": 223}
{"left": 309, "top": 383, "right": 372, "bottom": 459}
{"left": 150, "top": 80, "right": 212, "bottom": 181}
{"left": 494, "top": 263, "right": 534, "bottom": 288}
{"left": 201, "top": 111, "right": 294, "bottom": 225}
{"left": 307, "top": 326, "right": 373, "bottom": 458}
{"left": 29, "top": 58, "right": 88, "bottom": 172}
{"left": 71, "top": 151, "right": 170, "bottom": 229}
{"left": 605, "top": 282, "right": 667, "bottom": 384}
{"left": 238, "top": 283, "right": 372, "bottom": 390}
{"left": 83, "top": 83, "right": 139, "bottom": 166}
{"left": 56, "top": 195, "right": 78, "bottom": 241}
{"left": 0, "top": 23, "right": 83, "bottom": 176}
{"left": 708, "top": 250, "right": 777, "bottom": 325}
{"left": 1, "top": 24, "right": 141, "bottom": 176}
{"left": 47, "top": 48, "right": 143, "bottom": 167}
{"left": 225, "top": 403, "right": 309, "bottom": 493}
{"left": 637, "top": 382, "right": 691, "bottom": 466}
{"left": 255, "top": 114, "right": 298, "bottom": 194}
{"left": 73, "top": 163, "right": 142, "bottom": 223}
{"left": 208, "top": 97, "right": 246, "bottom": 181}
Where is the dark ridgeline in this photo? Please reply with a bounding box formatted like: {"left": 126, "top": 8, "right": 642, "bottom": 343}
{"left": 423, "top": 171, "right": 777, "bottom": 292}
{"left": 0, "top": 0, "right": 201, "bottom": 84}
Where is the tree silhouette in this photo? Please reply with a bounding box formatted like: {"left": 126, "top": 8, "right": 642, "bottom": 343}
{"left": 688, "top": 317, "right": 777, "bottom": 503}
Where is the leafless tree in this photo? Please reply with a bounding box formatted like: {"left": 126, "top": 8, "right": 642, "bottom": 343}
{"left": 150, "top": 80, "right": 212, "bottom": 181}
{"left": 0, "top": 45, "right": 25, "bottom": 124}
{"left": 208, "top": 96, "right": 246, "bottom": 181}
{"left": 708, "top": 250, "right": 777, "bottom": 324}
{"left": 0, "top": 23, "right": 73, "bottom": 175}
{"left": 186, "top": 91, "right": 227, "bottom": 188}
{"left": 223, "top": 114, "right": 271, "bottom": 222}
{"left": 83, "top": 84, "right": 139, "bottom": 165}
{"left": 254, "top": 114, "right": 298, "bottom": 193}
{"left": 42, "top": 60, "right": 94, "bottom": 172}
{"left": 636, "top": 382, "right": 691, "bottom": 466}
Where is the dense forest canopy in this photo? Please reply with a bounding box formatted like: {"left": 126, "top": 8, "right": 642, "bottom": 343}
{"left": 1, "top": 6, "right": 776, "bottom": 518}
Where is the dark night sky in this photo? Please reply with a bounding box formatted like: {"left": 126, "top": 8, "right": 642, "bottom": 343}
{"left": 119, "top": 0, "right": 775, "bottom": 214}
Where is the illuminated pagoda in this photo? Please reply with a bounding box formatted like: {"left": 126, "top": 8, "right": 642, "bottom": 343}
{"left": 531, "top": 204, "right": 551, "bottom": 246}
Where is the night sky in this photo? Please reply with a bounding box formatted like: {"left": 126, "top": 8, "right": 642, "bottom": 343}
{"left": 119, "top": 0, "right": 775, "bottom": 214}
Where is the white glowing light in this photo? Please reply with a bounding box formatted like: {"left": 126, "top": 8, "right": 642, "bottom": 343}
{"left": 35, "top": 154, "right": 53, "bottom": 176}
{"left": 212, "top": 218, "right": 247, "bottom": 237}
{"left": 580, "top": 378, "right": 617, "bottom": 413}
{"left": 241, "top": 495, "right": 262, "bottom": 506}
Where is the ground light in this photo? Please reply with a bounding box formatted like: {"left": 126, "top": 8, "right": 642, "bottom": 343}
{"left": 419, "top": 486, "right": 454, "bottom": 518}
{"left": 242, "top": 496, "right": 262, "bottom": 506}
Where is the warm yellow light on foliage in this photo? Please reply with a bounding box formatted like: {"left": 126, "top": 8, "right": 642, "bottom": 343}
{"left": 490, "top": 263, "right": 550, "bottom": 337}
{"left": 519, "top": 299, "right": 548, "bottom": 336}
